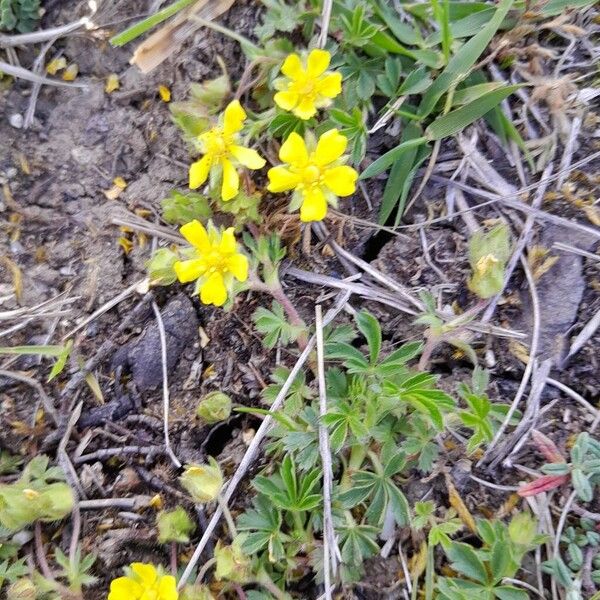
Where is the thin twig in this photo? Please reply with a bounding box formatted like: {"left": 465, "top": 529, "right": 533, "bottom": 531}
{"left": 0, "top": 369, "right": 58, "bottom": 425}
{"left": 0, "top": 13, "right": 95, "bottom": 47}
{"left": 151, "top": 300, "right": 182, "bottom": 469}
{"left": 0, "top": 60, "right": 88, "bottom": 87}
{"left": 317, "top": 0, "right": 333, "bottom": 48}
{"left": 316, "top": 305, "right": 339, "bottom": 594}
{"left": 545, "top": 377, "right": 600, "bottom": 420}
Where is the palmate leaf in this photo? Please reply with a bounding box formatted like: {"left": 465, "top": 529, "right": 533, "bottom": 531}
{"left": 445, "top": 542, "right": 488, "bottom": 584}
{"left": 339, "top": 453, "right": 410, "bottom": 526}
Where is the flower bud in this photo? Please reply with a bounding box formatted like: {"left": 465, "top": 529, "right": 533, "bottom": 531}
{"left": 214, "top": 536, "right": 251, "bottom": 583}
{"left": 196, "top": 392, "right": 232, "bottom": 424}
{"left": 180, "top": 584, "right": 216, "bottom": 600}
{"left": 180, "top": 458, "right": 223, "bottom": 504}
{"left": 508, "top": 512, "right": 537, "bottom": 547}
{"left": 157, "top": 506, "right": 195, "bottom": 543}
{"left": 7, "top": 578, "right": 37, "bottom": 600}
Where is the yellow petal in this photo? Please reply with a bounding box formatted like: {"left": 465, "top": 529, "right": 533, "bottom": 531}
{"left": 200, "top": 272, "right": 228, "bottom": 306}
{"left": 274, "top": 90, "right": 299, "bottom": 112}
{"left": 221, "top": 158, "right": 239, "bottom": 201}
{"left": 279, "top": 132, "right": 308, "bottom": 166}
{"left": 281, "top": 53, "right": 303, "bottom": 79}
{"left": 267, "top": 166, "right": 301, "bottom": 192}
{"left": 300, "top": 187, "right": 328, "bottom": 222}
{"left": 223, "top": 100, "right": 246, "bottom": 135}
{"left": 189, "top": 155, "right": 211, "bottom": 189}
{"left": 314, "top": 129, "right": 347, "bottom": 166}
{"left": 317, "top": 72, "right": 342, "bottom": 98}
{"left": 323, "top": 165, "right": 358, "bottom": 196}
{"left": 108, "top": 577, "right": 143, "bottom": 600}
{"left": 227, "top": 253, "right": 249, "bottom": 282}
{"left": 174, "top": 259, "right": 205, "bottom": 283}
{"left": 131, "top": 563, "right": 157, "bottom": 587}
{"left": 293, "top": 96, "right": 317, "bottom": 120}
{"left": 219, "top": 227, "right": 236, "bottom": 254}
{"left": 180, "top": 220, "right": 210, "bottom": 251}
{"left": 230, "top": 145, "right": 266, "bottom": 170}
{"left": 306, "top": 49, "right": 331, "bottom": 77}
{"left": 157, "top": 575, "right": 178, "bottom": 600}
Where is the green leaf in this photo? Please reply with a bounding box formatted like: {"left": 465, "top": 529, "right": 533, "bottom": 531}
{"left": 445, "top": 542, "right": 489, "bottom": 584}
{"left": 48, "top": 340, "right": 73, "bottom": 381}
{"left": 161, "top": 190, "right": 212, "bottom": 225}
{"left": 110, "top": 0, "right": 197, "bottom": 46}
{"left": 360, "top": 137, "right": 428, "bottom": 180}
{"left": 425, "top": 85, "right": 522, "bottom": 140}
{"left": 253, "top": 302, "right": 305, "bottom": 348}
{"left": 0, "top": 345, "right": 66, "bottom": 357}
{"left": 378, "top": 121, "right": 423, "bottom": 224}
{"left": 572, "top": 469, "right": 593, "bottom": 502}
{"left": 490, "top": 541, "right": 511, "bottom": 581}
{"left": 419, "top": 0, "right": 515, "bottom": 118}
{"left": 356, "top": 311, "right": 381, "bottom": 364}
{"left": 493, "top": 586, "right": 529, "bottom": 600}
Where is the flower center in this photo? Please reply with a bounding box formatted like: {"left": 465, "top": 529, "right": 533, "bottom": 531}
{"left": 303, "top": 165, "right": 321, "bottom": 183}
{"left": 204, "top": 248, "right": 229, "bottom": 275}
{"left": 204, "top": 128, "right": 232, "bottom": 160}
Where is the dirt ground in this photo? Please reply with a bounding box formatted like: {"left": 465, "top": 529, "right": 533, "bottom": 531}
{"left": 1, "top": 1, "right": 599, "bottom": 598}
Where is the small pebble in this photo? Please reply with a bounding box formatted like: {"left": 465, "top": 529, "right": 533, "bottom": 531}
{"left": 9, "top": 113, "right": 23, "bottom": 129}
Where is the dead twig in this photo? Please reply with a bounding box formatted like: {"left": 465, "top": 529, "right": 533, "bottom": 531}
{"left": 0, "top": 368, "right": 59, "bottom": 425}
{"left": 316, "top": 305, "right": 340, "bottom": 596}
{"left": 151, "top": 300, "right": 182, "bottom": 469}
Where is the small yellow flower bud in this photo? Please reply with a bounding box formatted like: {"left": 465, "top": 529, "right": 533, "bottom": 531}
{"left": 7, "top": 578, "right": 37, "bottom": 600}
{"left": 214, "top": 536, "right": 251, "bottom": 583}
{"left": 180, "top": 457, "right": 223, "bottom": 504}
{"left": 180, "top": 584, "right": 216, "bottom": 600}
{"left": 196, "top": 391, "right": 232, "bottom": 424}
{"left": 22, "top": 488, "right": 40, "bottom": 500}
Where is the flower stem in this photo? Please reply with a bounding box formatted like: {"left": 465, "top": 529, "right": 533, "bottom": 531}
{"left": 170, "top": 542, "right": 178, "bottom": 576}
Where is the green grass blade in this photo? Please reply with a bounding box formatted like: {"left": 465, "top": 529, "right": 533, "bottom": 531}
{"left": 425, "top": 85, "right": 522, "bottom": 140}
{"left": 360, "top": 136, "right": 428, "bottom": 180}
{"left": 378, "top": 122, "right": 423, "bottom": 224}
{"left": 418, "top": 0, "right": 515, "bottom": 118}
{"left": 0, "top": 345, "right": 66, "bottom": 357}
{"left": 110, "top": 0, "right": 197, "bottom": 47}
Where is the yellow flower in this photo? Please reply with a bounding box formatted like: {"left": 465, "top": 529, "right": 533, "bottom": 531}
{"left": 189, "top": 100, "right": 265, "bottom": 201}
{"left": 108, "top": 563, "right": 177, "bottom": 600}
{"left": 274, "top": 49, "right": 342, "bottom": 120}
{"left": 174, "top": 220, "right": 248, "bottom": 306}
{"left": 267, "top": 129, "right": 358, "bottom": 222}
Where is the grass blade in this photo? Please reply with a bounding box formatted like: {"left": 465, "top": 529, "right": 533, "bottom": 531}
{"left": 425, "top": 84, "right": 522, "bottom": 140}
{"left": 418, "top": 0, "right": 515, "bottom": 118}
{"left": 110, "top": 0, "right": 198, "bottom": 47}
{"left": 0, "top": 345, "right": 66, "bottom": 357}
{"left": 360, "top": 136, "right": 428, "bottom": 180}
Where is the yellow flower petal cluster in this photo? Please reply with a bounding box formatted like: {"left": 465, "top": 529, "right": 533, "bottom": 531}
{"left": 189, "top": 100, "right": 266, "bottom": 201}
{"left": 108, "top": 563, "right": 177, "bottom": 600}
{"left": 274, "top": 49, "right": 342, "bottom": 120}
{"left": 174, "top": 220, "right": 248, "bottom": 306}
{"left": 267, "top": 129, "right": 358, "bottom": 222}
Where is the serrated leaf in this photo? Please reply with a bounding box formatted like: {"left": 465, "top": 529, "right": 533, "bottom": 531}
{"left": 445, "top": 542, "right": 488, "bottom": 584}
